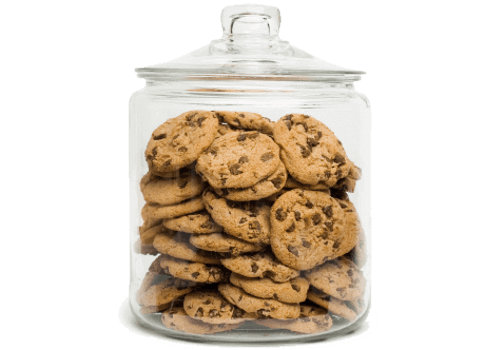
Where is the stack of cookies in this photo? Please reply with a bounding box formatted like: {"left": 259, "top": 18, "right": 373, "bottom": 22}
{"left": 134, "top": 110, "right": 367, "bottom": 335}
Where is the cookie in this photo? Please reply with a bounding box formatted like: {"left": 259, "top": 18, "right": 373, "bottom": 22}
{"left": 160, "top": 255, "right": 228, "bottom": 284}
{"left": 139, "top": 278, "right": 195, "bottom": 309}
{"left": 145, "top": 110, "right": 218, "bottom": 173}
{"left": 184, "top": 290, "right": 251, "bottom": 324}
{"left": 346, "top": 229, "right": 367, "bottom": 268}
{"left": 346, "top": 294, "right": 366, "bottom": 315}
{"left": 220, "top": 251, "right": 300, "bottom": 282}
{"left": 136, "top": 254, "right": 170, "bottom": 304}
{"left": 141, "top": 196, "right": 205, "bottom": 221}
{"left": 163, "top": 211, "right": 223, "bottom": 234}
{"left": 273, "top": 114, "right": 351, "bottom": 186}
{"left": 213, "top": 161, "right": 287, "bottom": 202}
{"left": 214, "top": 111, "right": 274, "bottom": 135}
{"left": 140, "top": 170, "right": 206, "bottom": 206}
{"left": 161, "top": 306, "right": 243, "bottom": 334}
{"left": 196, "top": 131, "right": 281, "bottom": 189}
{"left": 190, "top": 233, "right": 265, "bottom": 255}
{"left": 270, "top": 189, "right": 346, "bottom": 270}
{"left": 304, "top": 256, "right": 366, "bottom": 301}
{"left": 306, "top": 287, "right": 357, "bottom": 321}
{"left": 152, "top": 232, "right": 221, "bottom": 265}
{"left": 139, "top": 218, "right": 163, "bottom": 235}
{"left": 229, "top": 272, "right": 309, "bottom": 303}
{"left": 218, "top": 283, "right": 300, "bottom": 319}
{"left": 216, "top": 123, "right": 239, "bottom": 138}
{"left": 253, "top": 303, "right": 333, "bottom": 334}
{"left": 134, "top": 238, "right": 159, "bottom": 256}
{"left": 203, "top": 190, "right": 271, "bottom": 244}
{"left": 148, "top": 163, "right": 198, "bottom": 178}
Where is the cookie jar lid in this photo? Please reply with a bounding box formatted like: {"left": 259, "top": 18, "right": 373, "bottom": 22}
{"left": 136, "top": 5, "right": 364, "bottom": 82}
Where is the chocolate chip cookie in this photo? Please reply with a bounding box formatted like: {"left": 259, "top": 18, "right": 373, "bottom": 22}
{"left": 140, "top": 170, "right": 205, "bottom": 206}
{"left": 270, "top": 189, "right": 346, "bottom": 270}
{"left": 334, "top": 197, "right": 361, "bottom": 258}
{"left": 190, "top": 233, "right": 265, "bottom": 255}
{"left": 183, "top": 290, "right": 250, "bottom": 324}
{"left": 284, "top": 176, "right": 329, "bottom": 190}
{"left": 220, "top": 251, "right": 300, "bottom": 282}
{"left": 152, "top": 232, "right": 221, "bottom": 265}
{"left": 213, "top": 111, "right": 274, "bottom": 135}
{"left": 145, "top": 110, "right": 218, "bottom": 173}
{"left": 305, "top": 256, "right": 366, "bottom": 301}
{"left": 140, "top": 222, "right": 174, "bottom": 245}
{"left": 213, "top": 161, "right": 287, "bottom": 201}
{"left": 218, "top": 283, "right": 300, "bottom": 319}
{"left": 141, "top": 196, "right": 205, "bottom": 221}
{"left": 196, "top": 131, "right": 281, "bottom": 189}
{"left": 253, "top": 303, "right": 333, "bottom": 334}
{"left": 203, "top": 190, "right": 271, "bottom": 244}
{"left": 229, "top": 272, "right": 308, "bottom": 303}
{"left": 161, "top": 307, "right": 243, "bottom": 334}
{"left": 160, "top": 255, "right": 228, "bottom": 284}
{"left": 273, "top": 114, "right": 351, "bottom": 186}
{"left": 138, "top": 278, "right": 195, "bottom": 310}
{"left": 163, "top": 211, "right": 223, "bottom": 234}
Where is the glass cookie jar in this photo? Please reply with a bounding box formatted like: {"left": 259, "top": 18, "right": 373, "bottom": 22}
{"left": 129, "top": 4, "right": 370, "bottom": 343}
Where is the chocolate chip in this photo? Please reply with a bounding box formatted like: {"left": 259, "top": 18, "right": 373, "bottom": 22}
{"left": 291, "top": 284, "right": 300, "bottom": 292}
{"left": 238, "top": 156, "right": 249, "bottom": 163}
{"left": 239, "top": 217, "right": 248, "bottom": 224}
{"left": 187, "top": 121, "right": 196, "bottom": 127}
{"left": 284, "top": 114, "right": 293, "bottom": 121}
{"left": 233, "top": 308, "right": 244, "bottom": 318}
{"left": 248, "top": 132, "right": 260, "bottom": 139}
{"left": 325, "top": 170, "right": 331, "bottom": 178}
{"left": 153, "top": 133, "right": 166, "bottom": 140}
{"left": 316, "top": 131, "right": 322, "bottom": 140}
{"left": 300, "top": 146, "right": 311, "bottom": 158}
{"left": 305, "top": 200, "right": 313, "bottom": 209}
{"left": 334, "top": 154, "right": 346, "bottom": 165}
{"left": 248, "top": 206, "right": 259, "bottom": 217}
{"left": 238, "top": 295, "right": 243, "bottom": 302}
{"left": 294, "top": 211, "right": 301, "bottom": 221}
{"left": 286, "top": 222, "right": 295, "bottom": 232}
{"left": 209, "top": 309, "right": 219, "bottom": 317}
{"left": 260, "top": 152, "right": 274, "bottom": 162}
{"left": 270, "top": 177, "right": 283, "bottom": 189}
{"left": 273, "top": 293, "right": 278, "bottom": 300}
{"left": 288, "top": 245, "right": 299, "bottom": 257}
{"left": 325, "top": 221, "right": 334, "bottom": 232}
{"left": 178, "top": 146, "right": 188, "bottom": 152}
{"left": 238, "top": 113, "right": 245, "bottom": 118}
{"left": 275, "top": 208, "right": 287, "bottom": 221}
{"left": 301, "top": 239, "right": 311, "bottom": 248}
{"left": 237, "top": 133, "right": 247, "bottom": 142}
{"left": 322, "top": 205, "right": 333, "bottom": 217}
{"left": 339, "top": 202, "right": 347, "bottom": 209}
{"left": 229, "top": 164, "right": 243, "bottom": 175}
{"left": 257, "top": 309, "right": 270, "bottom": 317}
{"left": 178, "top": 179, "right": 188, "bottom": 189}
{"left": 307, "top": 137, "right": 319, "bottom": 148}
{"left": 264, "top": 302, "right": 270, "bottom": 307}
{"left": 335, "top": 169, "right": 343, "bottom": 177}
{"left": 251, "top": 263, "right": 259, "bottom": 273}
{"left": 347, "top": 269, "right": 353, "bottom": 277}
{"left": 191, "top": 272, "right": 200, "bottom": 278}
{"left": 312, "top": 213, "right": 322, "bottom": 225}
{"left": 285, "top": 120, "right": 292, "bottom": 130}
{"left": 249, "top": 221, "right": 261, "bottom": 231}
{"left": 196, "top": 116, "right": 206, "bottom": 126}
{"left": 186, "top": 113, "right": 196, "bottom": 121}
{"left": 333, "top": 240, "right": 341, "bottom": 249}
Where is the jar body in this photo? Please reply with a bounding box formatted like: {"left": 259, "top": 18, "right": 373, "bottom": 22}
{"left": 129, "top": 79, "right": 371, "bottom": 342}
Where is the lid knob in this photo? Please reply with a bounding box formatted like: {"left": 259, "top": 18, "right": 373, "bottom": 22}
{"left": 221, "top": 4, "right": 280, "bottom": 37}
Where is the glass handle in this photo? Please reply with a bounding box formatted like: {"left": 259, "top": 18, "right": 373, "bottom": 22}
{"left": 221, "top": 5, "right": 281, "bottom": 37}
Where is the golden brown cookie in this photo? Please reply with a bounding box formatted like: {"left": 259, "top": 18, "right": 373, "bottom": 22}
{"left": 190, "top": 233, "right": 265, "bottom": 255}
{"left": 160, "top": 255, "right": 228, "bottom": 284}
{"left": 145, "top": 110, "right": 218, "bottom": 173}
{"left": 334, "top": 197, "right": 361, "bottom": 257}
{"left": 270, "top": 189, "right": 346, "bottom": 270}
{"left": 184, "top": 289, "right": 251, "bottom": 324}
{"left": 163, "top": 211, "right": 223, "bottom": 234}
{"left": 304, "top": 257, "right": 366, "bottom": 301}
{"left": 161, "top": 306, "right": 243, "bottom": 334}
{"left": 140, "top": 223, "right": 174, "bottom": 245}
{"left": 253, "top": 303, "right": 333, "bottom": 334}
{"left": 213, "top": 161, "right": 287, "bottom": 202}
{"left": 141, "top": 196, "right": 205, "bottom": 221}
{"left": 213, "top": 111, "right": 274, "bottom": 135}
{"left": 203, "top": 189, "right": 271, "bottom": 244}
{"left": 196, "top": 131, "right": 281, "bottom": 189}
{"left": 218, "top": 283, "right": 300, "bottom": 319}
{"left": 229, "top": 272, "right": 308, "bottom": 303}
{"left": 140, "top": 170, "right": 205, "bottom": 206}
{"left": 220, "top": 251, "right": 300, "bottom": 282}
{"left": 135, "top": 254, "right": 170, "bottom": 304}
{"left": 139, "top": 218, "right": 163, "bottom": 235}
{"left": 346, "top": 229, "right": 367, "bottom": 268}
{"left": 284, "top": 176, "right": 330, "bottom": 190}
{"left": 273, "top": 114, "right": 351, "bottom": 186}
{"left": 307, "top": 287, "right": 357, "bottom": 321}
{"left": 152, "top": 232, "right": 221, "bottom": 265}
